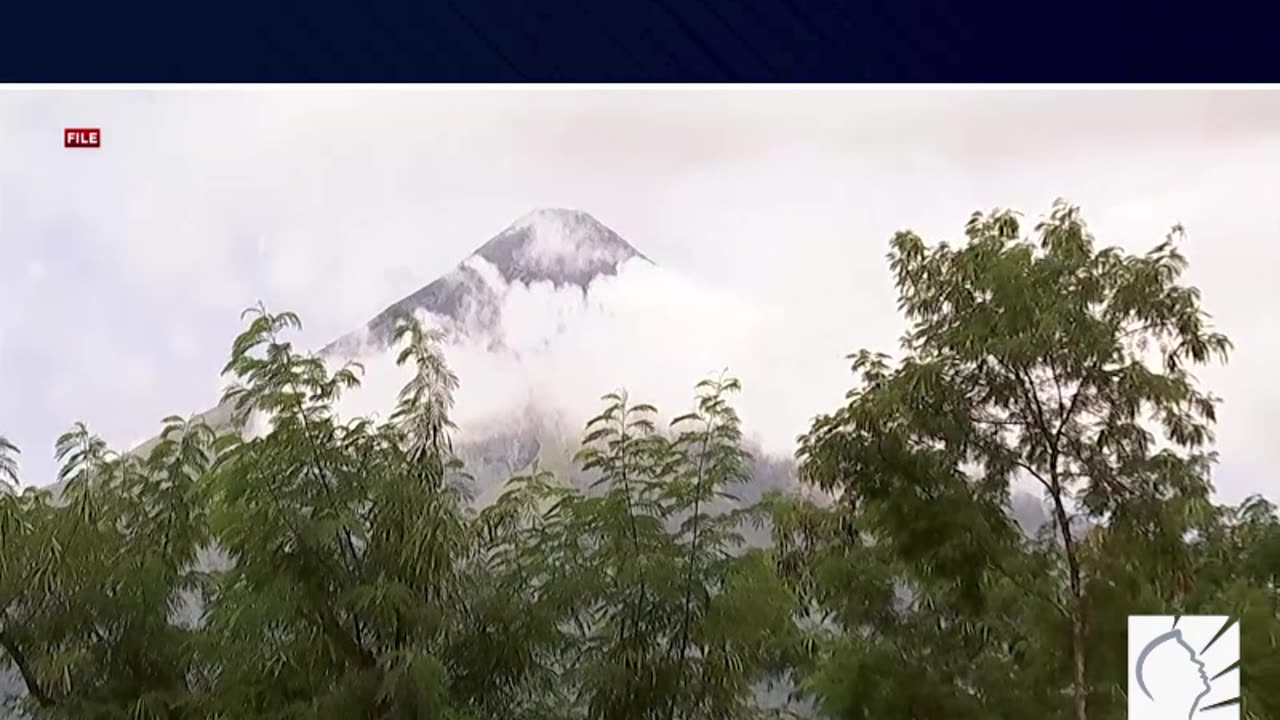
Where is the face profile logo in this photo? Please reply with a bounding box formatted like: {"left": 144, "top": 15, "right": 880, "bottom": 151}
{"left": 1129, "top": 615, "right": 1240, "bottom": 719}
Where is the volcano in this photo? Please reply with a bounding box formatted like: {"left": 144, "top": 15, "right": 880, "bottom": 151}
{"left": 321, "top": 208, "right": 651, "bottom": 358}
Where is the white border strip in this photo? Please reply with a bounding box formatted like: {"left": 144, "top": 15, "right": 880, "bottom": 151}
{"left": 0, "top": 83, "right": 1277, "bottom": 91}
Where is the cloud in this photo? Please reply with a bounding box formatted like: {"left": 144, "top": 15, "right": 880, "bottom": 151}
{"left": 23, "top": 259, "right": 46, "bottom": 283}
{"left": 328, "top": 255, "right": 852, "bottom": 460}
{"left": 1, "top": 89, "right": 1279, "bottom": 507}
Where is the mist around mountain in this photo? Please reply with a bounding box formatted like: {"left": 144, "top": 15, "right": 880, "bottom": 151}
{"left": 314, "top": 209, "right": 837, "bottom": 557}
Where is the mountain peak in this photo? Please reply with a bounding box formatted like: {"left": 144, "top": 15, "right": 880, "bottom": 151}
{"left": 473, "top": 208, "right": 648, "bottom": 288}
{"left": 323, "top": 209, "right": 651, "bottom": 355}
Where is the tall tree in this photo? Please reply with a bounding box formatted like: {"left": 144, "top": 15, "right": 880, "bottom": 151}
{"left": 797, "top": 202, "right": 1231, "bottom": 720}
{"left": 206, "top": 305, "right": 492, "bottom": 718}
{"left": 480, "top": 377, "right": 800, "bottom": 720}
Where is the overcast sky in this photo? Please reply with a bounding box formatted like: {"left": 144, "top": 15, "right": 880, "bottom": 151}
{"left": 1, "top": 88, "right": 1278, "bottom": 503}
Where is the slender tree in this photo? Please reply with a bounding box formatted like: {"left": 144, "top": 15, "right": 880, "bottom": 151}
{"left": 798, "top": 201, "right": 1231, "bottom": 720}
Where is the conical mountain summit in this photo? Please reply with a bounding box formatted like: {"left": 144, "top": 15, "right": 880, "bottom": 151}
{"left": 323, "top": 208, "right": 650, "bottom": 356}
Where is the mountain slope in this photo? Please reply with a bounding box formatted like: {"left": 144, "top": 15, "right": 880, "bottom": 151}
{"left": 322, "top": 208, "right": 650, "bottom": 357}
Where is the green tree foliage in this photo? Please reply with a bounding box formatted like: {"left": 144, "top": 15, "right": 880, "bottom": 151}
{"left": 1, "top": 202, "right": 1276, "bottom": 720}
{"left": 793, "top": 201, "right": 1275, "bottom": 719}
{"left": 0, "top": 419, "right": 212, "bottom": 719}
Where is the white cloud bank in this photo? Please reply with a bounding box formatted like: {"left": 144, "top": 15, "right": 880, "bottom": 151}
{"left": 330, "top": 253, "right": 851, "bottom": 459}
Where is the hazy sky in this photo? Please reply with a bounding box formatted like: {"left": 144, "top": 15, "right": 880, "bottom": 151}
{"left": 1, "top": 88, "right": 1278, "bottom": 503}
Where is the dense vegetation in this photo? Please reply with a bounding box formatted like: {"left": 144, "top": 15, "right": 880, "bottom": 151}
{"left": 2, "top": 203, "right": 1278, "bottom": 719}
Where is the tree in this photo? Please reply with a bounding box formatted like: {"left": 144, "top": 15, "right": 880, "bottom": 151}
{"left": 482, "top": 377, "right": 801, "bottom": 720}
{"left": 204, "top": 305, "right": 496, "bottom": 718}
{"left": 796, "top": 201, "right": 1232, "bottom": 720}
{"left": 0, "top": 419, "right": 213, "bottom": 720}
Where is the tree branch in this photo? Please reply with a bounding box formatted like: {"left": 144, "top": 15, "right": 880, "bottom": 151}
{"left": 985, "top": 558, "right": 1069, "bottom": 618}
{"left": 0, "top": 631, "right": 53, "bottom": 707}
{"left": 1013, "top": 461, "right": 1052, "bottom": 494}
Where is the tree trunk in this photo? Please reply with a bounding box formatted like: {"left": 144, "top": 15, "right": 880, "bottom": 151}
{"left": 1070, "top": 599, "right": 1088, "bottom": 720}
{"left": 0, "top": 631, "right": 53, "bottom": 707}
{"left": 1050, "top": 491, "right": 1088, "bottom": 720}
